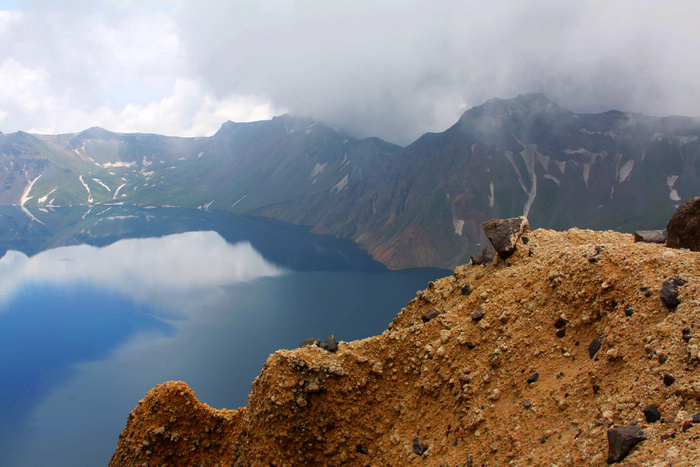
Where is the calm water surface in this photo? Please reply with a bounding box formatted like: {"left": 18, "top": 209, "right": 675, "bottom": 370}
{"left": 0, "top": 207, "right": 446, "bottom": 466}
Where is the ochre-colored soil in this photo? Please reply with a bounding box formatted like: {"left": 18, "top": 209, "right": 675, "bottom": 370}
{"left": 110, "top": 228, "right": 700, "bottom": 466}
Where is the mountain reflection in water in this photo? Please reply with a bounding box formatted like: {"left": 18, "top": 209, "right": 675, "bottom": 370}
{"left": 0, "top": 207, "right": 447, "bottom": 467}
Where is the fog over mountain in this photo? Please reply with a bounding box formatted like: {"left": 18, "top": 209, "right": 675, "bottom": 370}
{"left": 0, "top": 1, "right": 699, "bottom": 144}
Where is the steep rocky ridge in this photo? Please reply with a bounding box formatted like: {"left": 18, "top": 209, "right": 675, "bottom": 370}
{"left": 314, "top": 93, "right": 700, "bottom": 268}
{"left": 110, "top": 226, "right": 700, "bottom": 466}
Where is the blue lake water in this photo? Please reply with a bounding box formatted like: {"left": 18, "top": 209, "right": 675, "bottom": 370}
{"left": 0, "top": 207, "right": 446, "bottom": 466}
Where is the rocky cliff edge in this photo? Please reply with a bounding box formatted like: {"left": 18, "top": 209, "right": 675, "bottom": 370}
{"left": 110, "top": 226, "right": 700, "bottom": 466}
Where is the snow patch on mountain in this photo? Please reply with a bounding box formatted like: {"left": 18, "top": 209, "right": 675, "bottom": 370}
{"left": 507, "top": 139, "right": 538, "bottom": 218}
{"left": 544, "top": 174, "right": 561, "bottom": 185}
{"left": 453, "top": 217, "right": 465, "bottom": 236}
{"left": 19, "top": 175, "right": 43, "bottom": 223}
{"left": 102, "top": 161, "right": 135, "bottom": 169}
{"left": 331, "top": 174, "right": 349, "bottom": 193}
{"left": 618, "top": 159, "right": 634, "bottom": 183}
{"left": 38, "top": 188, "right": 57, "bottom": 204}
{"left": 20, "top": 174, "right": 41, "bottom": 206}
{"left": 310, "top": 163, "right": 326, "bottom": 178}
{"left": 667, "top": 175, "right": 681, "bottom": 201}
{"left": 114, "top": 183, "right": 127, "bottom": 199}
{"left": 93, "top": 178, "right": 111, "bottom": 192}
{"left": 565, "top": 148, "right": 607, "bottom": 187}
{"left": 78, "top": 175, "right": 94, "bottom": 204}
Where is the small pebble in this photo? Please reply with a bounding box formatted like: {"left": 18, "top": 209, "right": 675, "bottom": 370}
{"left": 663, "top": 374, "right": 676, "bottom": 386}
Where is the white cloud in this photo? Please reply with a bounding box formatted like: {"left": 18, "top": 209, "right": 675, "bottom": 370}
{"left": 0, "top": 5, "right": 281, "bottom": 136}
{"left": 174, "top": 0, "right": 700, "bottom": 143}
{"left": 1, "top": 1, "right": 700, "bottom": 143}
{"left": 107, "top": 79, "right": 282, "bottom": 136}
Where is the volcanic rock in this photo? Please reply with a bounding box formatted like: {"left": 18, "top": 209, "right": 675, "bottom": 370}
{"left": 663, "top": 374, "right": 676, "bottom": 386}
{"left": 325, "top": 334, "right": 339, "bottom": 353}
{"left": 412, "top": 437, "right": 428, "bottom": 456}
{"left": 660, "top": 275, "right": 687, "bottom": 309}
{"left": 667, "top": 196, "right": 700, "bottom": 251}
{"left": 299, "top": 338, "right": 321, "bottom": 348}
{"left": 481, "top": 216, "right": 529, "bottom": 259}
{"left": 470, "top": 246, "right": 496, "bottom": 265}
{"left": 421, "top": 309, "right": 440, "bottom": 323}
{"left": 633, "top": 230, "right": 666, "bottom": 244}
{"left": 589, "top": 336, "right": 603, "bottom": 358}
{"left": 471, "top": 307, "right": 485, "bottom": 322}
{"left": 607, "top": 426, "right": 646, "bottom": 463}
{"left": 643, "top": 404, "right": 661, "bottom": 423}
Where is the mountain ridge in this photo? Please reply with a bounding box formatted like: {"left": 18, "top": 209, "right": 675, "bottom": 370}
{"left": 1, "top": 94, "right": 699, "bottom": 268}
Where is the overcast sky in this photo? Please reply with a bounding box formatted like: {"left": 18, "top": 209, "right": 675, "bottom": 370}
{"left": 0, "top": 0, "right": 698, "bottom": 145}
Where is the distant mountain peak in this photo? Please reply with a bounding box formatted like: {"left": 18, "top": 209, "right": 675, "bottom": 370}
{"left": 467, "top": 93, "right": 567, "bottom": 118}
{"left": 76, "top": 127, "right": 116, "bottom": 140}
{"left": 217, "top": 114, "right": 319, "bottom": 134}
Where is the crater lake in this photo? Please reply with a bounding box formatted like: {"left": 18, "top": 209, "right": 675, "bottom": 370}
{"left": 0, "top": 206, "right": 447, "bottom": 466}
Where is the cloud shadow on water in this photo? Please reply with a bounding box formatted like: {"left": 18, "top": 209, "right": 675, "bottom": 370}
{"left": 0, "top": 284, "right": 173, "bottom": 451}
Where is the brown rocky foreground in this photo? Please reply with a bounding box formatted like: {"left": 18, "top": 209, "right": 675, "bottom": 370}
{"left": 110, "top": 226, "right": 700, "bottom": 466}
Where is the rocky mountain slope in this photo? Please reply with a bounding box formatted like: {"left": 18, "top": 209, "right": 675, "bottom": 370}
{"left": 311, "top": 93, "right": 700, "bottom": 268}
{"left": 109, "top": 219, "right": 700, "bottom": 466}
{"left": 3, "top": 94, "right": 700, "bottom": 269}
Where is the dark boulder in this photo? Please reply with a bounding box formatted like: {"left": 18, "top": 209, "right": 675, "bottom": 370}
{"left": 470, "top": 246, "right": 496, "bottom": 265}
{"left": 607, "top": 426, "right": 646, "bottom": 463}
{"left": 633, "top": 230, "right": 666, "bottom": 244}
{"left": 325, "top": 334, "right": 339, "bottom": 353}
{"left": 660, "top": 275, "right": 687, "bottom": 309}
{"left": 481, "top": 217, "right": 530, "bottom": 260}
{"left": 643, "top": 404, "right": 661, "bottom": 423}
{"left": 667, "top": 196, "right": 700, "bottom": 250}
